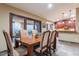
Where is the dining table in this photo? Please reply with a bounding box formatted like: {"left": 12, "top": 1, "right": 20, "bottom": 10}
{"left": 20, "top": 35, "right": 41, "bottom": 56}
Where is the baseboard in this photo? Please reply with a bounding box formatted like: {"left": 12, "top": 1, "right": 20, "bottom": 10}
{"left": 59, "top": 40, "right": 79, "bottom": 44}
{"left": 0, "top": 50, "right": 7, "bottom": 53}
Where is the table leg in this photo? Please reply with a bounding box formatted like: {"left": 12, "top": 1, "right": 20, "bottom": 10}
{"left": 27, "top": 45, "right": 33, "bottom": 56}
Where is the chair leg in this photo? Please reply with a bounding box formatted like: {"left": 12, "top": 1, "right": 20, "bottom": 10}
{"left": 47, "top": 47, "right": 51, "bottom": 56}
{"left": 41, "top": 49, "right": 49, "bottom": 56}
{"left": 46, "top": 48, "right": 50, "bottom": 56}
{"left": 53, "top": 49, "right": 56, "bottom": 52}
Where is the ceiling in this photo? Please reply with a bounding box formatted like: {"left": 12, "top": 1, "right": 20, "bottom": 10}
{"left": 6, "top": 3, "right": 79, "bottom": 21}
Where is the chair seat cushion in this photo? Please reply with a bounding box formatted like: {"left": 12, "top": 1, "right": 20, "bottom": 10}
{"left": 13, "top": 49, "right": 19, "bottom": 56}
{"left": 35, "top": 46, "right": 47, "bottom": 53}
{"left": 15, "top": 46, "right": 27, "bottom": 56}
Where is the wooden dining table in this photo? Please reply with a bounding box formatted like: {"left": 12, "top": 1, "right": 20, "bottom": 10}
{"left": 20, "top": 35, "right": 40, "bottom": 56}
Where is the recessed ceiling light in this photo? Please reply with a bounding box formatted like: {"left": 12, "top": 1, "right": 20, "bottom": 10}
{"left": 68, "top": 21, "right": 71, "bottom": 23}
{"left": 48, "top": 4, "right": 53, "bottom": 8}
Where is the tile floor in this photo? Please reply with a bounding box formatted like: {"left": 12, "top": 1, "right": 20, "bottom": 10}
{"left": 1, "top": 40, "right": 79, "bottom": 56}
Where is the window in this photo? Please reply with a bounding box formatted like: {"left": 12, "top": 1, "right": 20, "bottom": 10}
{"left": 12, "top": 16, "right": 24, "bottom": 38}
{"left": 10, "top": 13, "right": 41, "bottom": 39}
{"left": 27, "top": 20, "right": 34, "bottom": 35}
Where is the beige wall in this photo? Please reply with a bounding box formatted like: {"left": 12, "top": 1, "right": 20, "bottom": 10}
{"left": 0, "top": 4, "right": 50, "bottom": 51}
{"left": 59, "top": 33, "right": 79, "bottom": 43}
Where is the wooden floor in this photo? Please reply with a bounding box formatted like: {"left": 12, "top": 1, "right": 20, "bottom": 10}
{"left": 1, "top": 40, "right": 79, "bottom": 56}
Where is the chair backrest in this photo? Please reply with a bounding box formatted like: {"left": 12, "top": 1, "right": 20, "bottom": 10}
{"left": 32, "top": 30, "right": 37, "bottom": 36}
{"left": 20, "top": 29, "right": 28, "bottom": 41}
{"left": 40, "top": 31, "right": 50, "bottom": 52}
{"left": 3, "top": 30, "right": 14, "bottom": 56}
{"left": 50, "top": 31, "right": 56, "bottom": 43}
{"left": 32, "top": 30, "right": 37, "bottom": 34}
{"left": 49, "top": 30, "right": 58, "bottom": 49}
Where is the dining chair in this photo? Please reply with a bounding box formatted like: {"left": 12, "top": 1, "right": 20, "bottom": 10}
{"left": 20, "top": 29, "right": 29, "bottom": 39}
{"left": 20, "top": 29, "right": 29, "bottom": 47}
{"left": 32, "top": 30, "right": 40, "bottom": 49}
{"left": 20, "top": 29, "right": 28, "bottom": 41}
{"left": 3, "top": 30, "right": 27, "bottom": 56}
{"left": 48, "top": 30, "right": 58, "bottom": 55}
{"left": 34, "top": 31, "right": 51, "bottom": 56}
{"left": 32, "top": 30, "right": 37, "bottom": 34}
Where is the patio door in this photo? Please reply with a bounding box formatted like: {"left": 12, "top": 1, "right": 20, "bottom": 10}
{"left": 12, "top": 16, "right": 24, "bottom": 47}
{"left": 10, "top": 13, "right": 41, "bottom": 47}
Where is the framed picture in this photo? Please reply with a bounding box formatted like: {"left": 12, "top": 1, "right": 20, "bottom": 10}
{"left": 42, "top": 23, "right": 47, "bottom": 29}
{"left": 54, "top": 17, "right": 76, "bottom": 32}
{"left": 50, "top": 24, "right": 53, "bottom": 30}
